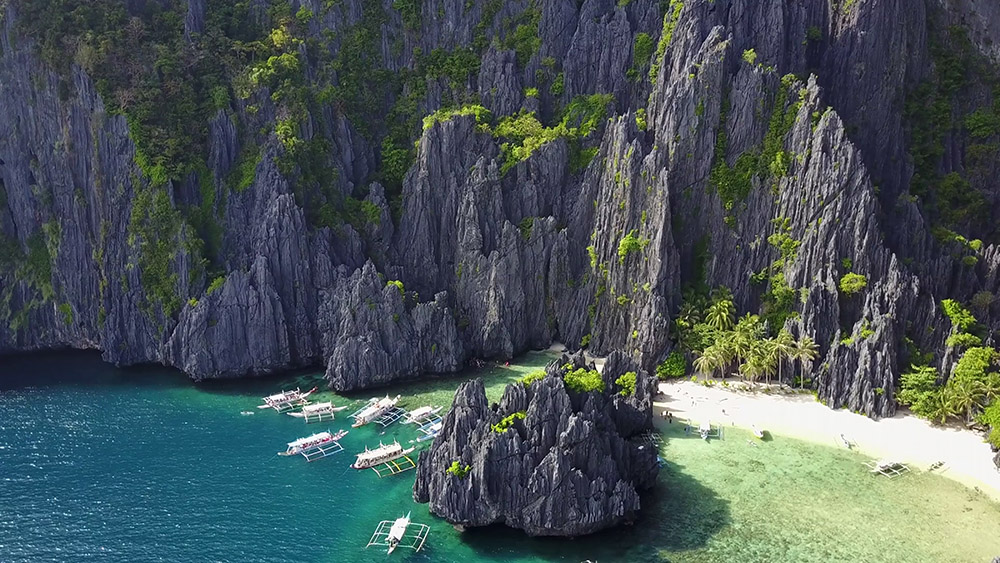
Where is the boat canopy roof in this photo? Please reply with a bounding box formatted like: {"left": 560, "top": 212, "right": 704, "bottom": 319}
{"left": 356, "top": 441, "right": 402, "bottom": 462}
{"left": 357, "top": 396, "right": 396, "bottom": 416}
{"left": 287, "top": 432, "right": 332, "bottom": 447}
{"left": 302, "top": 402, "right": 333, "bottom": 413}
{"left": 265, "top": 388, "right": 300, "bottom": 401}
{"left": 389, "top": 514, "right": 410, "bottom": 538}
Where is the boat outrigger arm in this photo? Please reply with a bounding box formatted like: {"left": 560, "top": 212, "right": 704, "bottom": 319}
{"left": 367, "top": 512, "right": 429, "bottom": 554}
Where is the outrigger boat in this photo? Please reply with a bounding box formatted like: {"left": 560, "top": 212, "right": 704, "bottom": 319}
{"left": 286, "top": 401, "right": 347, "bottom": 423}
{"left": 352, "top": 441, "right": 415, "bottom": 470}
{"left": 366, "top": 512, "right": 429, "bottom": 554}
{"left": 865, "top": 458, "right": 909, "bottom": 477}
{"left": 415, "top": 420, "right": 442, "bottom": 442}
{"left": 279, "top": 429, "right": 348, "bottom": 462}
{"left": 386, "top": 512, "right": 410, "bottom": 554}
{"left": 402, "top": 406, "right": 441, "bottom": 424}
{"left": 686, "top": 419, "right": 723, "bottom": 441}
{"left": 257, "top": 387, "right": 317, "bottom": 412}
{"left": 350, "top": 395, "right": 402, "bottom": 428}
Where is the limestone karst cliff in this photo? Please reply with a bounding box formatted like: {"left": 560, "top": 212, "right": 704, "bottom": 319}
{"left": 2, "top": 0, "right": 1000, "bottom": 425}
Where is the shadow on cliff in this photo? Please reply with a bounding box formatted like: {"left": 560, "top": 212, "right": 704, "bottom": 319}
{"left": 455, "top": 458, "right": 731, "bottom": 562}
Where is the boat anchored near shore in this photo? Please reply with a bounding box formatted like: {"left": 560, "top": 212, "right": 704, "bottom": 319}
{"left": 279, "top": 429, "right": 348, "bottom": 462}
{"left": 402, "top": 406, "right": 441, "bottom": 424}
{"left": 352, "top": 441, "right": 416, "bottom": 476}
{"left": 257, "top": 387, "right": 317, "bottom": 412}
{"left": 286, "top": 402, "right": 347, "bottom": 423}
{"left": 350, "top": 395, "right": 402, "bottom": 428}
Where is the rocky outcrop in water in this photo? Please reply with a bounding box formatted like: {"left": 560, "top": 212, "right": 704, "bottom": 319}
{"left": 1, "top": 0, "right": 1000, "bottom": 423}
{"left": 413, "top": 352, "right": 659, "bottom": 536}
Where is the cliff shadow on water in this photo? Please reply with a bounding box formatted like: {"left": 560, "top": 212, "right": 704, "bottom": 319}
{"left": 0, "top": 348, "right": 333, "bottom": 399}
{"left": 454, "top": 455, "right": 731, "bottom": 562}
{"left": 0, "top": 350, "right": 191, "bottom": 391}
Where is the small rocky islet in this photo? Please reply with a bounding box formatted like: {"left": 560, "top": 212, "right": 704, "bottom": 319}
{"left": 414, "top": 352, "right": 659, "bottom": 536}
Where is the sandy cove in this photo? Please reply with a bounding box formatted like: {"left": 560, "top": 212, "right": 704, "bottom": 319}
{"left": 656, "top": 379, "right": 1000, "bottom": 502}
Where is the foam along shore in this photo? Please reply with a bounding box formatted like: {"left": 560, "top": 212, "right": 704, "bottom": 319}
{"left": 656, "top": 379, "right": 1000, "bottom": 502}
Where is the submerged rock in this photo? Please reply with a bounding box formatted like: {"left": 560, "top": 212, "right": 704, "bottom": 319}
{"left": 413, "top": 353, "right": 659, "bottom": 536}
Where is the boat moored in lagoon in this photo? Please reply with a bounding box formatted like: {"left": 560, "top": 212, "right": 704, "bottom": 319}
{"left": 350, "top": 395, "right": 401, "bottom": 428}
{"left": 257, "top": 387, "right": 317, "bottom": 412}
{"left": 386, "top": 512, "right": 411, "bottom": 554}
{"left": 352, "top": 441, "right": 415, "bottom": 469}
{"left": 366, "top": 512, "right": 429, "bottom": 554}
{"left": 402, "top": 406, "right": 441, "bottom": 424}
{"left": 279, "top": 429, "right": 348, "bottom": 457}
{"left": 286, "top": 401, "right": 347, "bottom": 423}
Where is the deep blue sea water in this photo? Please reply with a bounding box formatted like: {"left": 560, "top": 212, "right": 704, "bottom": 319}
{"left": 3, "top": 351, "right": 1000, "bottom": 562}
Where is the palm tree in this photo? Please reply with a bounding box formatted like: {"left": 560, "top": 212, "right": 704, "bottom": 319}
{"left": 982, "top": 372, "right": 1000, "bottom": 404}
{"left": 727, "top": 315, "right": 758, "bottom": 376}
{"left": 705, "top": 298, "right": 735, "bottom": 332}
{"left": 924, "top": 389, "right": 955, "bottom": 425}
{"left": 948, "top": 377, "right": 986, "bottom": 424}
{"left": 771, "top": 330, "right": 795, "bottom": 386}
{"left": 792, "top": 335, "right": 819, "bottom": 389}
{"left": 694, "top": 348, "right": 719, "bottom": 380}
{"left": 739, "top": 355, "right": 762, "bottom": 383}
{"left": 713, "top": 338, "right": 736, "bottom": 379}
{"left": 677, "top": 301, "right": 701, "bottom": 327}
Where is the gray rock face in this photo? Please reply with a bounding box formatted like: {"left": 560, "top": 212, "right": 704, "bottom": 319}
{"left": 413, "top": 353, "right": 658, "bottom": 536}
{"left": 320, "top": 262, "right": 464, "bottom": 390}
{"left": 2, "top": 0, "right": 1000, "bottom": 426}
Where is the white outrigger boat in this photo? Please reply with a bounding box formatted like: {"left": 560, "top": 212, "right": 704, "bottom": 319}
{"left": 386, "top": 513, "right": 410, "bottom": 554}
{"left": 699, "top": 421, "right": 711, "bottom": 440}
{"left": 352, "top": 441, "right": 415, "bottom": 470}
{"left": 402, "top": 406, "right": 441, "bottom": 424}
{"left": 279, "top": 429, "right": 348, "bottom": 462}
{"left": 286, "top": 401, "right": 347, "bottom": 423}
{"left": 865, "top": 458, "right": 909, "bottom": 478}
{"left": 257, "top": 387, "right": 317, "bottom": 412}
{"left": 350, "top": 395, "right": 402, "bottom": 428}
{"left": 415, "top": 419, "right": 442, "bottom": 442}
{"left": 366, "top": 512, "right": 429, "bottom": 554}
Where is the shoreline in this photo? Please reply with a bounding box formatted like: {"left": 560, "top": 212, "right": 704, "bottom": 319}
{"left": 654, "top": 379, "right": 1000, "bottom": 503}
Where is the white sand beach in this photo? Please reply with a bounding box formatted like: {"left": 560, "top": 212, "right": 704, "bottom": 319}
{"left": 656, "top": 379, "right": 1000, "bottom": 502}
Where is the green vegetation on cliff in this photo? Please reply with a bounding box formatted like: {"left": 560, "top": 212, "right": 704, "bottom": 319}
{"left": 709, "top": 76, "right": 802, "bottom": 222}
{"left": 491, "top": 411, "right": 526, "bottom": 433}
{"left": 897, "top": 301, "right": 1000, "bottom": 444}
{"left": 904, "top": 22, "right": 998, "bottom": 240}
{"left": 10, "top": 0, "right": 581, "bottom": 321}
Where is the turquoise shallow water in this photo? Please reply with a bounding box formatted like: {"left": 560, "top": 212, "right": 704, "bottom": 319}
{"left": 1, "top": 351, "right": 999, "bottom": 562}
